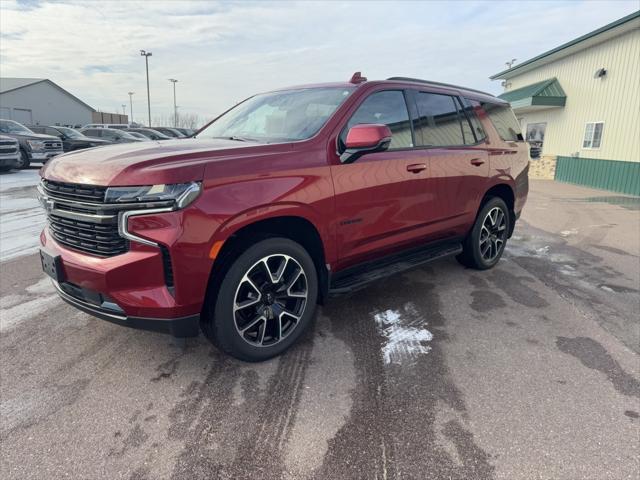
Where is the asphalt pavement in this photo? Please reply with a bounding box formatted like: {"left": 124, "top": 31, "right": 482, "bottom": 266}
{"left": 1, "top": 170, "right": 638, "bottom": 480}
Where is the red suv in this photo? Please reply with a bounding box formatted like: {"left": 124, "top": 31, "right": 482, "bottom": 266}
{"left": 38, "top": 74, "right": 528, "bottom": 361}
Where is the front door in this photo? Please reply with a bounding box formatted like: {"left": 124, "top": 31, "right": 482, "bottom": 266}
{"left": 331, "top": 90, "right": 433, "bottom": 269}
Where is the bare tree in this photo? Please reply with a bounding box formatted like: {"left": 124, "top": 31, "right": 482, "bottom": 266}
{"left": 152, "top": 112, "right": 203, "bottom": 129}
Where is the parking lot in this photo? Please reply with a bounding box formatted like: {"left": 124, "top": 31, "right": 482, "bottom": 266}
{"left": 1, "top": 169, "right": 638, "bottom": 480}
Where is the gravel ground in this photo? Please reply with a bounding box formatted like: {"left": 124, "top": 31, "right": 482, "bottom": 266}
{"left": 1, "top": 170, "right": 638, "bottom": 480}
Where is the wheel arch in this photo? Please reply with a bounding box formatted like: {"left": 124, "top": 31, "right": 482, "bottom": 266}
{"left": 206, "top": 213, "right": 330, "bottom": 312}
{"left": 481, "top": 183, "right": 516, "bottom": 237}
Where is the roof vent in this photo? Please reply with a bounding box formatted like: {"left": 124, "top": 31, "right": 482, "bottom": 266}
{"left": 349, "top": 72, "right": 367, "bottom": 84}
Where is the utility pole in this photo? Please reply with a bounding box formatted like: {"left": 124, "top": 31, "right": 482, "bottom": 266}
{"left": 140, "top": 50, "right": 152, "bottom": 126}
{"left": 128, "top": 91, "right": 134, "bottom": 122}
{"left": 169, "top": 79, "right": 178, "bottom": 127}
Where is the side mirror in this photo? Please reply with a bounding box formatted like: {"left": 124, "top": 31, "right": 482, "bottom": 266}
{"left": 340, "top": 124, "right": 392, "bottom": 164}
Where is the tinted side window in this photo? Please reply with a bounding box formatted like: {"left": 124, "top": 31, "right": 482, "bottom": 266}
{"left": 461, "top": 98, "right": 487, "bottom": 142}
{"left": 30, "top": 126, "right": 45, "bottom": 134}
{"left": 45, "top": 127, "right": 61, "bottom": 137}
{"left": 86, "top": 129, "right": 101, "bottom": 137}
{"left": 346, "top": 90, "right": 413, "bottom": 149}
{"left": 482, "top": 102, "right": 521, "bottom": 142}
{"left": 415, "top": 92, "right": 465, "bottom": 147}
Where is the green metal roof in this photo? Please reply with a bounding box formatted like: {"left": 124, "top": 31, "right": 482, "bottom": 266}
{"left": 490, "top": 10, "right": 640, "bottom": 80}
{"left": 498, "top": 78, "right": 566, "bottom": 110}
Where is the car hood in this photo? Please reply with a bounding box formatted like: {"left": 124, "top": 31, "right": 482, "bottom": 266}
{"left": 40, "top": 138, "right": 280, "bottom": 186}
{"left": 10, "top": 132, "right": 60, "bottom": 141}
{"left": 69, "top": 137, "right": 110, "bottom": 144}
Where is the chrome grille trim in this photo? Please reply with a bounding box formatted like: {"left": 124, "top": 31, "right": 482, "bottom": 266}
{"left": 38, "top": 180, "right": 174, "bottom": 257}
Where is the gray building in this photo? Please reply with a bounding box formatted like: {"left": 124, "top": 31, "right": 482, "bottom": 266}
{"left": 0, "top": 78, "right": 127, "bottom": 127}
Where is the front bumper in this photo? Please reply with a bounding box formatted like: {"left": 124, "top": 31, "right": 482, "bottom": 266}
{"left": 41, "top": 226, "right": 207, "bottom": 336}
{"left": 53, "top": 279, "right": 199, "bottom": 337}
{"left": 30, "top": 151, "right": 62, "bottom": 161}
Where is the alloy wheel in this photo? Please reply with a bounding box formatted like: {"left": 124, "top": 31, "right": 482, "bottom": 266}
{"left": 233, "top": 254, "right": 308, "bottom": 347}
{"left": 479, "top": 207, "right": 507, "bottom": 262}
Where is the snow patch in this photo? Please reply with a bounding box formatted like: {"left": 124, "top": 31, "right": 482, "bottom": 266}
{"left": 560, "top": 229, "right": 578, "bottom": 237}
{"left": 373, "top": 303, "right": 433, "bottom": 365}
{"left": 0, "top": 170, "right": 45, "bottom": 262}
{"left": 0, "top": 276, "right": 58, "bottom": 332}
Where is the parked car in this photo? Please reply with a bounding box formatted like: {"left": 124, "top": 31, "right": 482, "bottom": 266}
{"left": 81, "top": 123, "right": 129, "bottom": 130}
{"left": 125, "top": 128, "right": 172, "bottom": 141}
{"left": 80, "top": 128, "right": 144, "bottom": 143}
{"left": 174, "top": 127, "right": 195, "bottom": 137}
{"left": 29, "top": 126, "right": 111, "bottom": 152}
{"left": 152, "top": 127, "right": 186, "bottom": 138}
{"left": 37, "top": 74, "right": 529, "bottom": 361}
{"left": 0, "top": 119, "right": 63, "bottom": 168}
{"left": 0, "top": 135, "right": 20, "bottom": 172}
{"left": 126, "top": 131, "right": 151, "bottom": 141}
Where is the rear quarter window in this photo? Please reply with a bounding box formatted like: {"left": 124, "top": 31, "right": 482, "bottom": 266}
{"left": 482, "top": 102, "right": 522, "bottom": 142}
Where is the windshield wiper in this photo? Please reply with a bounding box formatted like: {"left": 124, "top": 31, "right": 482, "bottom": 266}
{"left": 211, "top": 135, "right": 259, "bottom": 143}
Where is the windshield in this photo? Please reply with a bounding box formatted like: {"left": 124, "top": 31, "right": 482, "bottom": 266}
{"left": 57, "top": 127, "right": 85, "bottom": 138}
{"left": 197, "top": 87, "right": 355, "bottom": 142}
{"left": 0, "top": 119, "right": 34, "bottom": 135}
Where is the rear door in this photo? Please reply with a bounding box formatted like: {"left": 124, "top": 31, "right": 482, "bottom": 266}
{"left": 331, "top": 89, "right": 433, "bottom": 268}
{"left": 412, "top": 90, "right": 489, "bottom": 235}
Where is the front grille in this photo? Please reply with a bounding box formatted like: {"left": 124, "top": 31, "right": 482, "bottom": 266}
{"left": 49, "top": 214, "right": 128, "bottom": 256}
{"left": 40, "top": 179, "right": 173, "bottom": 258}
{"left": 44, "top": 141, "right": 63, "bottom": 150}
{"left": 0, "top": 140, "right": 18, "bottom": 154}
{"left": 42, "top": 179, "right": 107, "bottom": 203}
{"left": 0, "top": 146, "right": 18, "bottom": 154}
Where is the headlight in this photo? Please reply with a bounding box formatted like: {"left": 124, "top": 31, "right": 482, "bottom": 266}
{"left": 27, "top": 140, "right": 46, "bottom": 150}
{"left": 105, "top": 182, "right": 202, "bottom": 209}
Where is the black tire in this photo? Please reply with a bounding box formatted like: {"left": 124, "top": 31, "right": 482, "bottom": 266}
{"left": 202, "top": 237, "right": 318, "bottom": 362}
{"left": 457, "top": 197, "right": 510, "bottom": 270}
{"left": 17, "top": 150, "right": 30, "bottom": 169}
{"left": 0, "top": 166, "right": 13, "bottom": 172}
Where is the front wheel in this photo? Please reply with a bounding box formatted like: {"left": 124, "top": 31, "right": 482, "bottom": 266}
{"left": 17, "top": 150, "right": 30, "bottom": 169}
{"left": 202, "top": 237, "right": 318, "bottom": 362}
{"left": 457, "top": 197, "right": 510, "bottom": 270}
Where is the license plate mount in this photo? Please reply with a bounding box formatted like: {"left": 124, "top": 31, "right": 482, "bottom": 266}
{"left": 40, "top": 249, "right": 64, "bottom": 282}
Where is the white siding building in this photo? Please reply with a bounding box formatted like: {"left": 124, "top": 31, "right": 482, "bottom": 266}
{"left": 1, "top": 78, "right": 96, "bottom": 127}
{"left": 490, "top": 11, "right": 639, "bottom": 196}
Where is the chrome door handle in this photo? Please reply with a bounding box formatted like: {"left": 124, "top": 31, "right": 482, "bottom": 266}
{"left": 406, "top": 163, "right": 427, "bottom": 173}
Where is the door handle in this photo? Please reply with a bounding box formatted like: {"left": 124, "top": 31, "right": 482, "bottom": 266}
{"left": 406, "top": 163, "right": 427, "bottom": 173}
{"left": 470, "top": 158, "right": 485, "bottom": 166}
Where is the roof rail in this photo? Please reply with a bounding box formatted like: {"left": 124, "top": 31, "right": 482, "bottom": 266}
{"left": 386, "top": 77, "right": 495, "bottom": 97}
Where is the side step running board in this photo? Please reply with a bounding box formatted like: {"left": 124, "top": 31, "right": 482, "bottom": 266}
{"left": 329, "top": 241, "right": 462, "bottom": 295}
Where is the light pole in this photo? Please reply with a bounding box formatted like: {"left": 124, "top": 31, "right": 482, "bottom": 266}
{"left": 128, "top": 91, "right": 134, "bottom": 122}
{"left": 168, "top": 79, "right": 178, "bottom": 127}
{"left": 140, "top": 50, "right": 152, "bottom": 126}
{"left": 121, "top": 104, "right": 126, "bottom": 115}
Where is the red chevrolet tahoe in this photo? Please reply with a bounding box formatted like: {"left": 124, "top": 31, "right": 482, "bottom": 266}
{"left": 38, "top": 74, "right": 529, "bottom": 361}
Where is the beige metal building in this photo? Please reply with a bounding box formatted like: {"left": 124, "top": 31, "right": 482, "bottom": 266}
{"left": 490, "top": 11, "right": 639, "bottom": 195}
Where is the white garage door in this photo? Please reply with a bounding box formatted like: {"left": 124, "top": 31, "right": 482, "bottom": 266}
{"left": 13, "top": 108, "right": 33, "bottom": 125}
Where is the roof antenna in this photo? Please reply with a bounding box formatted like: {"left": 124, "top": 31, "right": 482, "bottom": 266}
{"left": 350, "top": 72, "right": 367, "bottom": 84}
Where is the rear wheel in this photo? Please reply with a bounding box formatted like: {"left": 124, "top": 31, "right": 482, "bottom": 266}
{"left": 202, "top": 237, "right": 318, "bottom": 362}
{"left": 17, "top": 150, "right": 30, "bottom": 169}
{"left": 457, "top": 197, "right": 510, "bottom": 270}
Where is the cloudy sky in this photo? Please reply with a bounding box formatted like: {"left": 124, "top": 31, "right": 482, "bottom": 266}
{"left": 1, "top": 0, "right": 637, "bottom": 124}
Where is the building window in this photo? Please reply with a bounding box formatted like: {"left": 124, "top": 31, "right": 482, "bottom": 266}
{"left": 583, "top": 122, "right": 604, "bottom": 149}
